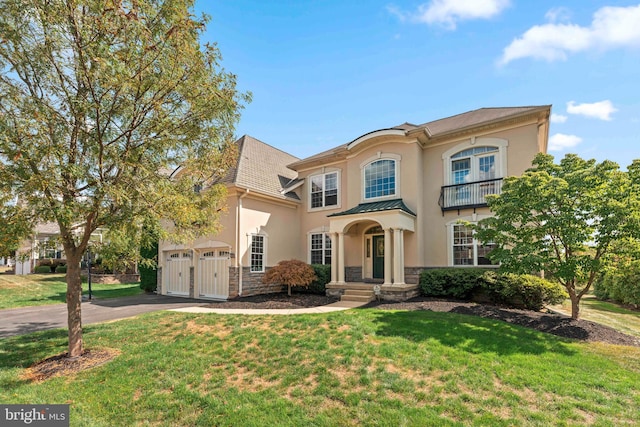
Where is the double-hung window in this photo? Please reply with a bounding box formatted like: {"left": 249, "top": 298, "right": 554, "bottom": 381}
{"left": 310, "top": 172, "right": 338, "bottom": 209}
{"left": 452, "top": 224, "right": 496, "bottom": 266}
{"left": 250, "top": 234, "right": 265, "bottom": 272}
{"left": 310, "top": 233, "right": 331, "bottom": 265}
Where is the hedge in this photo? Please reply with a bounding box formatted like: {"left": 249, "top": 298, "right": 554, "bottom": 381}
{"left": 420, "top": 268, "right": 567, "bottom": 311}
{"left": 595, "top": 262, "right": 640, "bottom": 307}
{"left": 34, "top": 265, "right": 52, "bottom": 274}
{"left": 293, "top": 264, "right": 331, "bottom": 295}
{"left": 55, "top": 265, "right": 67, "bottom": 273}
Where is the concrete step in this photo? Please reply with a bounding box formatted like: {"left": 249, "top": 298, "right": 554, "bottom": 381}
{"left": 341, "top": 294, "right": 374, "bottom": 303}
{"left": 344, "top": 289, "right": 374, "bottom": 297}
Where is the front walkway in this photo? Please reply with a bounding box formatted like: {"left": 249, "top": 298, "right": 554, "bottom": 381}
{"left": 170, "top": 299, "right": 367, "bottom": 315}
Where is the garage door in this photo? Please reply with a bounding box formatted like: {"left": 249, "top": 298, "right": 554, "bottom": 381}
{"left": 164, "top": 251, "right": 192, "bottom": 296}
{"left": 198, "top": 249, "right": 230, "bottom": 299}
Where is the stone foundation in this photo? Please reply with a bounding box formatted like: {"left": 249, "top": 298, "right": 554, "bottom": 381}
{"left": 345, "top": 267, "right": 362, "bottom": 282}
{"left": 379, "top": 284, "right": 420, "bottom": 301}
{"left": 227, "top": 267, "right": 286, "bottom": 298}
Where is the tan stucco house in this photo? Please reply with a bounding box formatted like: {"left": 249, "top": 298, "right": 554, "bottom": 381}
{"left": 158, "top": 105, "right": 551, "bottom": 301}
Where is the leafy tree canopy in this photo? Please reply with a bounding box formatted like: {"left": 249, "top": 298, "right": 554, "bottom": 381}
{"left": 475, "top": 153, "right": 640, "bottom": 319}
{"left": 0, "top": 0, "right": 249, "bottom": 356}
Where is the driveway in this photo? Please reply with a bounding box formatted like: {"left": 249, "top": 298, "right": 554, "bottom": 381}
{"left": 0, "top": 294, "right": 209, "bottom": 338}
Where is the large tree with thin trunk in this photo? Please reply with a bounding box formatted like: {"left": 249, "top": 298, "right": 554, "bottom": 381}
{"left": 0, "top": 0, "right": 248, "bottom": 357}
{"left": 475, "top": 153, "right": 640, "bottom": 319}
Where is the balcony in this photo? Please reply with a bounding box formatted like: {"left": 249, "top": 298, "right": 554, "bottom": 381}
{"left": 439, "top": 178, "right": 503, "bottom": 211}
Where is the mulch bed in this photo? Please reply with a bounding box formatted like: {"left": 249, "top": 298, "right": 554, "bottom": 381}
{"left": 23, "top": 348, "right": 120, "bottom": 382}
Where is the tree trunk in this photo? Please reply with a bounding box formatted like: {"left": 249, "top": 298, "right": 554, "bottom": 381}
{"left": 66, "top": 253, "right": 83, "bottom": 358}
{"left": 568, "top": 287, "right": 580, "bottom": 320}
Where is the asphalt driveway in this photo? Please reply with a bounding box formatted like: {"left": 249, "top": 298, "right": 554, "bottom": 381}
{"left": 0, "top": 294, "right": 209, "bottom": 338}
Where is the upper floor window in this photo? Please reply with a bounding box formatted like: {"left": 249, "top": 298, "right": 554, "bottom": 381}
{"left": 451, "top": 146, "right": 499, "bottom": 184}
{"left": 364, "top": 159, "right": 396, "bottom": 199}
{"left": 310, "top": 172, "right": 338, "bottom": 209}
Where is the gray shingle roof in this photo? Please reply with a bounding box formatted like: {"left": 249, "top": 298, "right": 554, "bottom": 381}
{"left": 225, "top": 135, "right": 300, "bottom": 200}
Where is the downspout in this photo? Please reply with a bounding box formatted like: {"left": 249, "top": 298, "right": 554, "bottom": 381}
{"left": 237, "top": 188, "right": 250, "bottom": 296}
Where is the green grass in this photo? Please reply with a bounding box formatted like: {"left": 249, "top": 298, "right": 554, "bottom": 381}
{"left": 551, "top": 295, "right": 640, "bottom": 338}
{"left": 0, "top": 274, "right": 143, "bottom": 309}
{"left": 1, "top": 309, "right": 639, "bottom": 426}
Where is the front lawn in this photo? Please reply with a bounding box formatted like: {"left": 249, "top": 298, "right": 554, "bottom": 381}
{"left": 551, "top": 294, "right": 640, "bottom": 339}
{"left": 1, "top": 309, "right": 638, "bottom": 426}
{"left": 0, "top": 273, "right": 143, "bottom": 309}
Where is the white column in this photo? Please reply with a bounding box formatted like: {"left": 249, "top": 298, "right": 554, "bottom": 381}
{"left": 393, "top": 228, "right": 405, "bottom": 285}
{"left": 329, "top": 232, "right": 338, "bottom": 284}
{"left": 337, "top": 232, "right": 345, "bottom": 284}
{"left": 383, "top": 228, "right": 392, "bottom": 285}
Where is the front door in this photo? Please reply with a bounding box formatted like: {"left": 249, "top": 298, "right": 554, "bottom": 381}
{"left": 372, "top": 235, "right": 384, "bottom": 279}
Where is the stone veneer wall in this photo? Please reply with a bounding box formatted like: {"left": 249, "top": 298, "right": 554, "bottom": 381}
{"left": 404, "top": 267, "right": 423, "bottom": 285}
{"left": 345, "top": 267, "right": 362, "bottom": 282}
{"left": 228, "top": 267, "right": 286, "bottom": 298}
{"left": 157, "top": 267, "right": 162, "bottom": 294}
{"left": 189, "top": 266, "right": 195, "bottom": 298}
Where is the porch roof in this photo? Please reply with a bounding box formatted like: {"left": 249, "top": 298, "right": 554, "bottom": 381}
{"left": 327, "top": 198, "right": 416, "bottom": 218}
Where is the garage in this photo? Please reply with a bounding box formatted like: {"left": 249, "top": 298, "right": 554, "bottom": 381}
{"left": 197, "top": 249, "right": 230, "bottom": 299}
{"left": 164, "top": 251, "right": 192, "bottom": 296}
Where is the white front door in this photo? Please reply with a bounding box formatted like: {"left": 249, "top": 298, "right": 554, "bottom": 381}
{"left": 198, "top": 249, "right": 230, "bottom": 299}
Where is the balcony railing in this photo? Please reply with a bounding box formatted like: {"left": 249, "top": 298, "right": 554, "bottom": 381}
{"left": 439, "top": 178, "right": 503, "bottom": 211}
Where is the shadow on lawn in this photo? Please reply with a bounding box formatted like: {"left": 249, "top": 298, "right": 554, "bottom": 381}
{"left": 370, "top": 310, "right": 577, "bottom": 356}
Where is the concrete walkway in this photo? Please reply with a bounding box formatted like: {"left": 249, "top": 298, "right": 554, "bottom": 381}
{"left": 0, "top": 295, "right": 367, "bottom": 338}
{"left": 170, "top": 300, "right": 367, "bottom": 315}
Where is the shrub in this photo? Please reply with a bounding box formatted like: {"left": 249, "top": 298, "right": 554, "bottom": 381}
{"left": 34, "top": 265, "right": 51, "bottom": 274}
{"left": 294, "top": 264, "right": 331, "bottom": 294}
{"left": 420, "top": 268, "right": 490, "bottom": 299}
{"left": 595, "top": 261, "right": 640, "bottom": 307}
{"left": 420, "top": 268, "right": 567, "bottom": 311}
{"left": 55, "top": 265, "right": 67, "bottom": 274}
{"left": 263, "top": 259, "right": 317, "bottom": 296}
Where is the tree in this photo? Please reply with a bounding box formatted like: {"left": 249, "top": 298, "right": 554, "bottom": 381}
{"left": 475, "top": 153, "right": 640, "bottom": 319}
{"left": 0, "top": 0, "right": 249, "bottom": 358}
{"left": 263, "top": 260, "right": 317, "bottom": 296}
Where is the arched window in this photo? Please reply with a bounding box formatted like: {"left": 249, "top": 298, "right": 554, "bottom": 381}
{"left": 364, "top": 159, "right": 396, "bottom": 200}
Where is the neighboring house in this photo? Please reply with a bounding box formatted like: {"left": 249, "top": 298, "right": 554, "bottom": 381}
{"left": 157, "top": 105, "right": 551, "bottom": 301}
{"left": 15, "top": 223, "right": 104, "bottom": 275}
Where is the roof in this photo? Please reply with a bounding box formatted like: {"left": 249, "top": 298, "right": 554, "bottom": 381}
{"left": 223, "top": 135, "right": 300, "bottom": 200}
{"left": 327, "top": 199, "right": 416, "bottom": 217}
{"left": 289, "top": 105, "right": 550, "bottom": 170}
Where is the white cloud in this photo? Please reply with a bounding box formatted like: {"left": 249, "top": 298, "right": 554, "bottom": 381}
{"left": 550, "top": 113, "right": 568, "bottom": 123}
{"left": 548, "top": 133, "right": 582, "bottom": 151}
{"left": 389, "top": 0, "right": 510, "bottom": 30}
{"left": 544, "top": 7, "right": 571, "bottom": 24}
{"left": 567, "top": 100, "right": 617, "bottom": 121}
{"left": 499, "top": 4, "right": 640, "bottom": 65}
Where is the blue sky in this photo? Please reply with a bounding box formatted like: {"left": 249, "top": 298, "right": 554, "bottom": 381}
{"left": 195, "top": 1, "right": 640, "bottom": 167}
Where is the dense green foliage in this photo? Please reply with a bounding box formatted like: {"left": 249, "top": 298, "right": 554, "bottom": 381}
{"left": 55, "top": 265, "right": 67, "bottom": 274}
{"left": 420, "top": 268, "right": 567, "bottom": 311}
{"left": 139, "top": 224, "right": 159, "bottom": 293}
{"left": 595, "top": 262, "right": 640, "bottom": 307}
{"left": 33, "top": 265, "right": 51, "bottom": 274}
{"left": 475, "top": 153, "right": 640, "bottom": 318}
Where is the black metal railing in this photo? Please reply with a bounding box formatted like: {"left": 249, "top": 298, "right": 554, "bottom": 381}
{"left": 439, "top": 178, "right": 503, "bottom": 211}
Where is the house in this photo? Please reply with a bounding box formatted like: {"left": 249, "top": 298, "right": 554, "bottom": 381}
{"left": 15, "top": 223, "right": 104, "bottom": 275}
{"left": 157, "top": 105, "right": 551, "bottom": 301}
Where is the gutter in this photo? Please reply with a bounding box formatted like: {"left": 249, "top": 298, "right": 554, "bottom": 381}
{"left": 236, "top": 188, "right": 250, "bottom": 296}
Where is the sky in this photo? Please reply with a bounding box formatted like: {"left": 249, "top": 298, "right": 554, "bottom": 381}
{"left": 195, "top": 0, "right": 640, "bottom": 167}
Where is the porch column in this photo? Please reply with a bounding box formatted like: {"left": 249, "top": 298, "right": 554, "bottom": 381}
{"left": 393, "top": 228, "right": 405, "bottom": 285}
{"left": 337, "top": 232, "right": 346, "bottom": 284}
{"left": 383, "top": 228, "right": 392, "bottom": 285}
{"left": 329, "top": 232, "right": 338, "bottom": 284}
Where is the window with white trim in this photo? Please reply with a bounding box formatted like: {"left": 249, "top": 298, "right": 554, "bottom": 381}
{"left": 310, "top": 233, "right": 331, "bottom": 265}
{"left": 452, "top": 224, "right": 497, "bottom": 266}
{"left": 364, "top": 159, "right": 396, "bottom": 199}
{"left": 310, "top": 172, "right": 338, "bottom": 209}
{"left": 450, "top": 146, "right": 498, "bottom": 185}
{"left": 250, "top": 235, "right": 265, "bottom": 272}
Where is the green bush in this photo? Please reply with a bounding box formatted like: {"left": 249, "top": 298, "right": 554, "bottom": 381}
{"left": 294, "top": 264, "right": 331, "bottom": 294}
{"left": 419, "top": 268, "right": 567, "bottom": 311}
{"left": 34, "top": 265, "right": 52, "bottom": 274}
{"left": 420, "top": 268, "right": 490, "bottom": 299}
{"left": 55, "top": 265, "right": 67, "bottom": 273}
{"left": 595, "top": 262, "right": 640, "bottom": 307}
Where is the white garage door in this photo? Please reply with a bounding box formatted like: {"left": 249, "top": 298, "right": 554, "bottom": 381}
{"left": 164, "top": 251, "right": 192, "bottom": 296}
{"left": 198, "top": 249, "right": 230, "bottom": 300}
